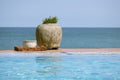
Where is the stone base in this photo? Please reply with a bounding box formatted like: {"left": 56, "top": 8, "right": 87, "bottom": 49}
{"left": 14, "top": 46, "right": 47, "bottom": 51}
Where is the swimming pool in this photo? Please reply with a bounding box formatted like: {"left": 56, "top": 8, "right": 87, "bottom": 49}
{"left": 0, "top": 52, "right": 120, "bottom": 80}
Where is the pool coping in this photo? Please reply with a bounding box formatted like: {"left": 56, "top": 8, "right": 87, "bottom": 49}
{"left": 0, "top": 48, "right": 120, "bottom": 53}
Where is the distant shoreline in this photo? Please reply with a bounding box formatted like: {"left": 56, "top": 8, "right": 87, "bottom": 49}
{"left": 0, "top": 48, "right": 120, "bottom": 53}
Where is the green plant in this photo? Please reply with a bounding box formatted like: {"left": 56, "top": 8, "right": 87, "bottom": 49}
{"left": 42, "top": 16, "right": 58, "bottom": 24}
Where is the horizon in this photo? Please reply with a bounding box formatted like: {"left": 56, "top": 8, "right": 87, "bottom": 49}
{"left": 0, "top": 0, "right": 120, "bottom": 28}
{"left": 0, "top": 26, "right": 120, "bottom": 28}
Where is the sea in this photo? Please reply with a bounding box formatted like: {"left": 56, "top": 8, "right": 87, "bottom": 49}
{"left": 0, "top": 27, "right": 120, "bottom": 50}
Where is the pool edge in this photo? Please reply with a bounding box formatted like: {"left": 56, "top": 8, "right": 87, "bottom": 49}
{"left": 0, "top": 48, "right": 120, "bottom": 53}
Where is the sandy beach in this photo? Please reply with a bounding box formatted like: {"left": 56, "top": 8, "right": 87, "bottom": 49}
{"left": 0, "top": 48, "right": 120, "bottom": 53}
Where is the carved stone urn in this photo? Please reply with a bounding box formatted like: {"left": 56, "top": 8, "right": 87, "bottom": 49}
{"left": 36, "top": 23, "right": 62, "bottom": 49}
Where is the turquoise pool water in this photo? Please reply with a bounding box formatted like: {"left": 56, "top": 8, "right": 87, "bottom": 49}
{"left": 0, "top": 52, "right": 120, "bottom": 80}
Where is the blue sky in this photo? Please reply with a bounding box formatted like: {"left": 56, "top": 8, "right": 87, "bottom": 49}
{"left": 0, "top": 0, "right": 120, "bottom": 27}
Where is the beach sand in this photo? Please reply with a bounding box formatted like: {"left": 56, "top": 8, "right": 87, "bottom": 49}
{"left": 0, "top": 48, "right": 120, "bottom": 53}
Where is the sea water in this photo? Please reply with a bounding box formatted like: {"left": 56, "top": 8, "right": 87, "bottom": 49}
{"left": 0, "top": 52, "right": 120, "bottom": 80}
{"left": 0, "top": 27, "right": 120, "bottom": 50}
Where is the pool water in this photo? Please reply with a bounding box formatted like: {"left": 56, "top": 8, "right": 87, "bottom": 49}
{"left": 0, "top": 52, "right": 120, "bottom": 80}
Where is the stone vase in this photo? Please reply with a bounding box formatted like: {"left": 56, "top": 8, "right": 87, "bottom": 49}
{"left": 23, "top": 40, "right": 37, "bottom": 48}
{"left": 36, "top": 23, "right": 62, "bottom": 49}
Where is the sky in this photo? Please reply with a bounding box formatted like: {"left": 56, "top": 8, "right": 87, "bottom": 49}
{"left": 0, "top": 0, "right": 120, "bottom": 27}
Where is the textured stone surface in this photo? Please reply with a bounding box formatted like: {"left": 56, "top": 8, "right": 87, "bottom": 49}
{"left": 36, "top": 24, "right": 62, "bottom": 49}
{"left": 14, "top": 46, "right": 47, "bottom": 51}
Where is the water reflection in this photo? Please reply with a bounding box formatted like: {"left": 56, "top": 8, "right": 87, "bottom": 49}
{"left": 35, "top": 56, "right": 62, "bottom": 76}
{"left": 36, "top": 56, "right": 61, "bottom": 63}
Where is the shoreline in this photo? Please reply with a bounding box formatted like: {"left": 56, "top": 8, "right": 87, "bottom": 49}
{"left": 0, "top": 48, "right": 120, "bottom": 53}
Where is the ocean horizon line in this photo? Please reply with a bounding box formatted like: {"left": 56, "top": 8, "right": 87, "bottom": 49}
{"left": 0, "top": 26, "right": 120, "bottom": 28}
